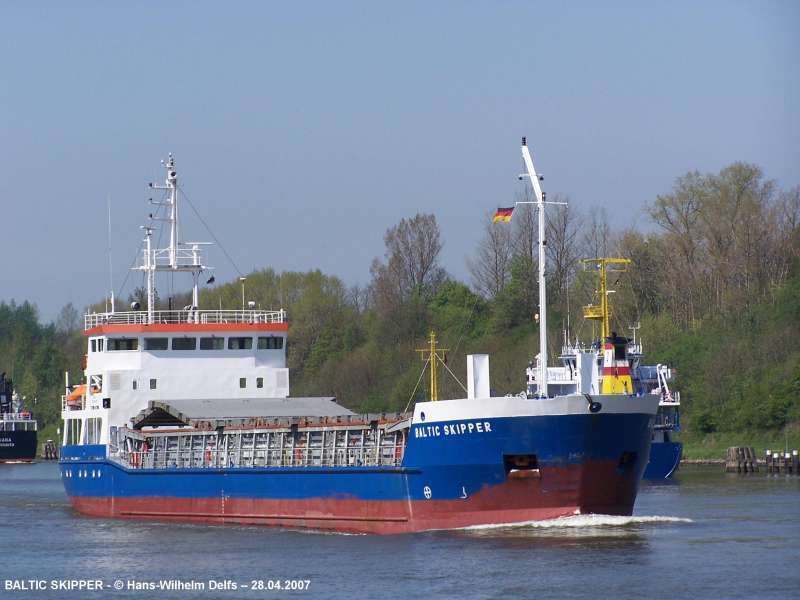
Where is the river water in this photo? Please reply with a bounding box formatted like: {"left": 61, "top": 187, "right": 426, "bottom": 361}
{"left": 1, "top": 462, "right": 797, "bottom": 600}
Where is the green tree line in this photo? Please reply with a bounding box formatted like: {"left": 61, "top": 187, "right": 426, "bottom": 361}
{"left": 3, "top": 162, "right": 798, "bottom": 445}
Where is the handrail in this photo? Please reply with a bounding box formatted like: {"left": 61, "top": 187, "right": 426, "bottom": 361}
{"left": 0, "top": 412, "right": 36, "bottom": 421}
{"left": 110, "top": 426, "right": 406, "bottom": 470}
{"left": 112, "top": 446, "right": 403, "bottom": 470}
{"left": 85, "top": 308, "right": 287, "bottom": 329}
{"left": 146, "top": 247, "right": 207, "bottom": 268}
{"left": 62, "top": 394, "right": 85, "bottom": 412}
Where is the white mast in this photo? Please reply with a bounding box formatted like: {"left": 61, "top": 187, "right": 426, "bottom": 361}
{"left": 151, "top": 154, "right": 179, "bottom": 268}
{"left": 137, "top": 155, "right": 212, "bottom": 323}
{"left": 520, "top": 137, "right": 548, "bottom": 397}
{"left": 142, "top": 226, "right": 155, "bottom": 323}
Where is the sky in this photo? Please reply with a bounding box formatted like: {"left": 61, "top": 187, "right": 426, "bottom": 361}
{"left": 1, "top": 1, "right": 798, "bottom": 320}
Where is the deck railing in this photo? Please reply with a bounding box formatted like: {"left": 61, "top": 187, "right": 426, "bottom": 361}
{"left": 85, "top": 309, "right": 287, "bottom": 329}
{"left": 110, "top": 426, "right": 407, "bottom": 470}
{"left": 114, "top": 446, "right": 403, "bottom": 470}
{"left": 62, "top": 394, "right": 84, "bottom": 412}
{"left": 1, "top": 412, "right": 35, "bottom": 420}
{"left": 0, "top": 417, "right": 37, "bottom": 431}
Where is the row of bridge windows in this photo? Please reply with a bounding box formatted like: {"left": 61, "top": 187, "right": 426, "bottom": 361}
{"left": 130, "top": 377, "right": 264, "bottom": 390}
{"left": 90, "top": 336, "right": 284, "bottom": 353}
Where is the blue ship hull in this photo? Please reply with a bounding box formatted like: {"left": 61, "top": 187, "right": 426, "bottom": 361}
{"left": 60, "top": 406, "right": 657, "bottom": 533}
{"left": 643, "top": 441, "right": 682, "bottom": 479}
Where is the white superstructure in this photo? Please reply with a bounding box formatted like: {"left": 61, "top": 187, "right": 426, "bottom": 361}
{"left": 61, "top": 157, "right": 289, "bottom": 449}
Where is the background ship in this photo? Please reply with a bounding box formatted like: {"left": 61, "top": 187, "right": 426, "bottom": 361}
{"left": 59, "top": 143, "right": 660, "bottom": 533}
{"left": 0, "top": 372, "right": 38, "bottom": 462}
{"left": 527, "top": 257, "right": 683, "bottom": 480}
{"left": 630, "top": 354, "right": 682, "bottom": 479}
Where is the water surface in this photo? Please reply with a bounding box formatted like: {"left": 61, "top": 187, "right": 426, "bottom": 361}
{"left": 1, "top": 463, "right": 797, "bottom": 599}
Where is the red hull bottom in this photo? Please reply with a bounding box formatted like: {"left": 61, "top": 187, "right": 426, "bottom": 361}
{"left": 67, "top": 462, "right": 641, "bottom": 534}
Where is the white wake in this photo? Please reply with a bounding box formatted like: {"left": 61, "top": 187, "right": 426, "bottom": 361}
{"left": 461, "top": 514, "right": 693, "bottom": 531}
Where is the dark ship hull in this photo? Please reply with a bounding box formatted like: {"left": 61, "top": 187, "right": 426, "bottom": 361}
{"left": 0, "top": 430, "right": 37, "bottom": 462}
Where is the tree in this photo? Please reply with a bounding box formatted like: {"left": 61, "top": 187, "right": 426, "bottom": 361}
{"left": 512, "top": 189, "right": 537, "bottom": 269}
{"left": 491, "top": 255, "right": 537, "bottom": 332}
{"left": 647, "top": 171, "right": 706, "bottom": 324}
{"left": 648, "top": 163, "right": 794, "bottom": 323}
{"left": 545, "top": 199, "right": 581, "bottom": 306}
{"left": 383, "top": 213, "right": 446, "bottom": 298}
{"left": 613, "top": 229, "right": 664, "bottom": 319}
{"left": 369, "top": 213, "right": 446, "bottom": 328}
{"left": 468, "top": 212, "right": 513, "bottom": 299}
{"left": 55, "top": 302, "right": 80, "bottom": 335}
{"left": 582, "top": 206, "right": 612, "bottom": 259}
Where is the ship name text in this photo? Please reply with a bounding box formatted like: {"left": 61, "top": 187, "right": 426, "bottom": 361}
{"left": 414, "top": 421, "right": 492, "bottom": 438}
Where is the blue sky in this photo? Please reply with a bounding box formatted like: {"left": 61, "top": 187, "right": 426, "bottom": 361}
{"left": 1, "top": 1, "right": 798, "bottom": 319}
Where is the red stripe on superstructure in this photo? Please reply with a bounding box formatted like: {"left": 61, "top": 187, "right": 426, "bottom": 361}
{"left": 84, "top": 322, "right": 289, "bottom": 336}
{"left": 602, "top": 366, "right": 631, "bottom": 376}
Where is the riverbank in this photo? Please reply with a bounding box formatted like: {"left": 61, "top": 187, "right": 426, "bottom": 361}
{"left": 678, "top": 425, "right": 800, "bottom": 460}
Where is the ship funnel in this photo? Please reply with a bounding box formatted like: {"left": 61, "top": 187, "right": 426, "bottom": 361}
{"left": 467, "top": 354, "right": 490, "bottom": 400}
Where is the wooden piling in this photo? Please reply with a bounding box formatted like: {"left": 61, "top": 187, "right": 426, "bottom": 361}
{"left": 726, "top": 446, "right": 758, "bottom": 473}
{"left": 765, "top": 449, "right": 800, "bottom": 474}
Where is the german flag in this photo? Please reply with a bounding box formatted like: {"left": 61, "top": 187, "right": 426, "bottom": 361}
{"left": 492, "top": 206, "right": 514, "bottom": 223}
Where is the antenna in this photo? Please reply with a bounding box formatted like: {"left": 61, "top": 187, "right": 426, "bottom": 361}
{"left": 135, "top": 156, "right": 212, "bottom": 323}
{"left": 566, "top": 286, "right": 571, "bottom": 342}
{"left": 107, "top": 195, "right": 115, "bottom": 312}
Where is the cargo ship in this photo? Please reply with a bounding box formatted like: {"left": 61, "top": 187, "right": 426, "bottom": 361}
{"left": 1, "top": 372, "right": 38, "bottom": 463}
{"left": 59, "top": 142, "right": 659, "bottom": 533}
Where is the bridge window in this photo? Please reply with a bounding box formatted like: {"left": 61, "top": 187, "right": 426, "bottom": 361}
{"left": 90, "top": 339, "right": 97, "bottom": 352}
{"left": 171, "top": 337, "right": 197, "bottom": 350}
{"left": 200, "top": 337, "right": 224, "bottom": 350}
{"left": 86, "top": 418, "right": 102, "bottom": 444}
{"left": 228, "top": 337, "right": 253, "bottom": 350}
{"left": 144, "top": 338, "right": 168, "bottom": 351}
{"left": 150, "top": 378, "right": 157, "bottom": 390}
{"left": 258, "top": 336, "right": 284, "bottom": 350}
{"left": 256, "top": 377, "right": 264, "bottom": 388}
{"left": 132, "top": 380, "right": 138, "bottom": 390}
{"left": 90, "top": 374, "right": 103, "bottom": 391}
{"left": 65, "top": 419, "right": 82, "bottom": 445}
{"left": 108, "top": 338, "right": 138, "bottom": 351}
{"left": 239, "top": 377, "right": 247, "bottom": 388}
